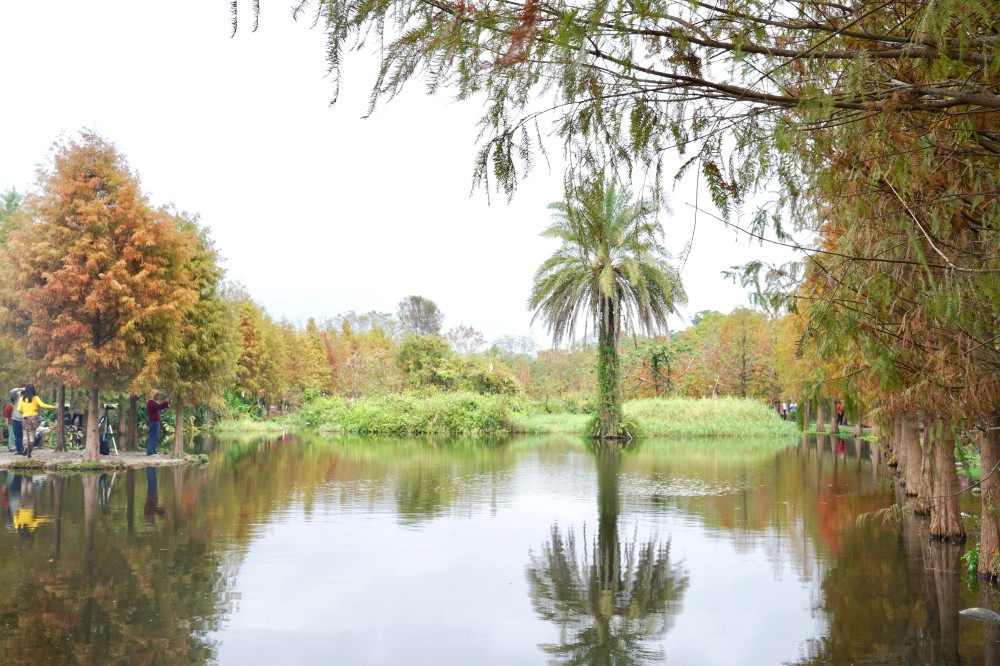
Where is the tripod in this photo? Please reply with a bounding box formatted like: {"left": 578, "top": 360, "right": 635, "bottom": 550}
{"left": 97, "top": 404, "right": 119, "bottom": 456}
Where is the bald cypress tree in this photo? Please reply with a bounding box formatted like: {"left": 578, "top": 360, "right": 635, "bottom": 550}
{"left": 160, "top": 209, "right": 240, "bottom": 458}
{"left": 6, "top": 131, "right": 196, "bottom": 461}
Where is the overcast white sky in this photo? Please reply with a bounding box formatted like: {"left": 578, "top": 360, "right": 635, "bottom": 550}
{"left": 0, "top": 1, "right": 798, "bottom": 347}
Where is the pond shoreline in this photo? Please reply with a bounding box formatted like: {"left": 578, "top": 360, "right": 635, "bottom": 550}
{"left": 0, "top": 448, "right": 207, "bottom": 471}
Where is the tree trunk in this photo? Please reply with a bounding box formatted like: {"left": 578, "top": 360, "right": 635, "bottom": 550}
{"left": 55, "top": 383, "right": 66, "bottom": 452}
{"left": 84, "top": 380, "right": 101, "bottom": 462}
{"left": 117, "top": 394, "right": 126, "bottom": 440}
{"left": 980, "top": 413, "right": 1000, "bottom": 579}
{"left": 853, "top": 407, "right": 864, "bottom": 437}
{"left": 127, "top": 395, "right": 138, "bottom": 451}
{"left": 930, "top": 421, "right": 965, "bottom": 541}
{"left": 816, "top": 402, "right": 826, "bottom": 432}
{"left": 892, "top": 413, "right": 905, "bottom": 468}
{"left": 172, "top": 394, "right": 185, "bottom": 458}
{"left": 902, "top": 413, "right": 922, "bottom": 496}
{"left": 595, "top": 297, "right": 623, "bottom": 439}
{"left": 914, "top": 417, "right": 935, "bottom": 516}
{"left": 830, "top": 401, "right": 840, "bottom": 435}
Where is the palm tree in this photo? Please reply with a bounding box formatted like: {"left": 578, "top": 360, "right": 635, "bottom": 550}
{"left": 529, "top": 177, "right": 686, "bottom": 438}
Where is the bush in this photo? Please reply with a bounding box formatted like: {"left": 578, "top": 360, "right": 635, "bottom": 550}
{"left": 218, "top": 389, "right": 263, "bottom": 421}
{"left": 292, "top": 392, "right": 514, "bottom": 435}
{"left": 561, "top": 392, "right": 595, "bottom": 414}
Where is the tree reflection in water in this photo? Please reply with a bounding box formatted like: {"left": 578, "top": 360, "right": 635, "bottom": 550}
{"left": 527, "top": 442, "right": 689, "bottom": 665}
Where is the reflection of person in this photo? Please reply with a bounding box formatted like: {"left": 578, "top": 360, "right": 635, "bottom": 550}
{"left": 143, "top": 466, "right": 166, "bottom": 523}
{"left": 18, "top": 385, "right": 54, "bottom": 458}
{"left": 8, "top": 387, "right": 23, "bottom": 455}
{"left": 145, "top": 392, "right": 170, "bottom": 456}
{"left": 13, "top": 474, "right": 50, "bottom": 535}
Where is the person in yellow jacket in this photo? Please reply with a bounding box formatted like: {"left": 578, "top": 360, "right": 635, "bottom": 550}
{"left": 17, "top": 385, "right": 54, "bottom": 458}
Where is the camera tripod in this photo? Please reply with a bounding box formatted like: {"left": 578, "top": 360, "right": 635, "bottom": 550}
{"left": 97, "top": 404, "right": 119, "bottom": 456}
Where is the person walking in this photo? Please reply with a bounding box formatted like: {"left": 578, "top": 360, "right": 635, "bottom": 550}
{"left": 17, "top": 385, "right": 54, "bottom": 458}
{"left": 145, "top": 392, "right": 170, "bottom": 456}
{"left": 836, "top": 400, "right": 845, "bottom": 426}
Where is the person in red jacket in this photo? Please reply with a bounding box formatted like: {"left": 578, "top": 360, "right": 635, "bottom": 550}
{"left": 146, "top": 392, "right": 170, "bottom": 455}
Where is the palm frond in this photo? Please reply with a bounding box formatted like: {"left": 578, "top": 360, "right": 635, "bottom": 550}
{"left": 530, "top": 175, "right": 685, "bottom": 346}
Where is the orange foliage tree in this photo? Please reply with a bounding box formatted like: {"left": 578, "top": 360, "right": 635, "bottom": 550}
{"left": 6, "top": 131, "right": 195, "bottom": 461}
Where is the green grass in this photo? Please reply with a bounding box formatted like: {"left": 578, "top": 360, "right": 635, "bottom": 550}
{"left": 292, "top": 393, "right": 514, "bottom": 435}
{"left": 623, "top": 397, "right": 799, "bottom": 438}
{"left": 280, "top": 394, "right": 796, "bottom": 438}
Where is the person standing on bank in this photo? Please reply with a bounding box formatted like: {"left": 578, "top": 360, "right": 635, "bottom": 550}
{"left": 8, "top": 388, "right": 24, "bottom": 455}
{"left": 17, "top": 385, "right": 54, "bottom": 458}
{"left": 4, "top": 400, "right": 11, "bottom": 451}
{"left": 146, "top": 392, "right": 170, "bottom": 456}
{"left": 4, "top": 395, "right": 14, "bottom": 452}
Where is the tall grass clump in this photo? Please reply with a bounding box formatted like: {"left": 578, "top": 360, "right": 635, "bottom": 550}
{"left": 293, "top": 393, "right": 514, "bottom": 435}
{"left": 624, "top": 397, "right": 798, "bottom": 438}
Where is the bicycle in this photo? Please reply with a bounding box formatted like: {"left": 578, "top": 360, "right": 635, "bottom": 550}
{"left": 65, "top": 424, "right": 84, "bottom": 450}
{"left": 65, "top": 409, "right": 85, "bottom": 449}
{"left": 97, "top": 404, "right": 119, "bottom": 456}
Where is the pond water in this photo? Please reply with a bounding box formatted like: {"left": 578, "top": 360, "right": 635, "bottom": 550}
{"left": 0, "top": 433, "right": 992, "bottom": 665}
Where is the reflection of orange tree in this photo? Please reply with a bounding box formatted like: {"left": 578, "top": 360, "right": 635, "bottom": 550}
{"left": 787, "top": 513, "right": 967, "bottom": 666}
{"left": 0, "top": 471, "right": 234, "bottom": 664}
{"left": 0, "top": 434, "right": 543, "bottom": 661}
{"left": 527, "top": 443, "right": 688, "bottom": 665}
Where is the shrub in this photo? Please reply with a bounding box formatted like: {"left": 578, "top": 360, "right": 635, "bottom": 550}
{"left": 293, "top": 392, "right": 514, "bottom": 435}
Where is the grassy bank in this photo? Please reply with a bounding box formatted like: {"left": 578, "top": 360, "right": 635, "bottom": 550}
{"left": 623, "top": 397, "right": 799, "bottom": 438}
{"left": 292, "top": 393, "right": 513, "bottom": 436}
{"left": 233, "top": 394, "right": 798, "bottom": 438}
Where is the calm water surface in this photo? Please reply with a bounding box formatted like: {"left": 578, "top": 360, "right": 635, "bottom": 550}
{"left": 0, "top": 434, "right": 992, "bottom": 664}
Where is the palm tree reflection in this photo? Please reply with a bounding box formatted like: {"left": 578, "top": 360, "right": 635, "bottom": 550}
{"left": 527, "top": 443, "right": 689, "bottom": 665}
